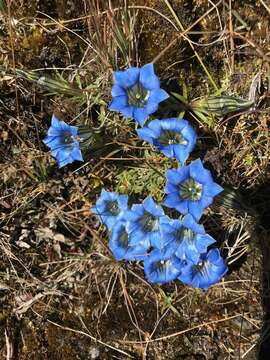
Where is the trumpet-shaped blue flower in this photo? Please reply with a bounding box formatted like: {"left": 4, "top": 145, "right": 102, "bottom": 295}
{"left": 164, "top": 159, "right": 223, "bottom": 221}
{"left": 126, "top": 196, "right": 168, "bottom": 248}
{"left": 43, "top": 114, "right": 83, "bottom": 168}
{"left": 92, "top": 189, "right": 128, "bottom": 230}
{"left": 178, "top": 248, "right": 228, "bottom": 290}
{"left": 160, "top": 214, "right": 216, "bottom": 263}
{"left": 144, "top": 249, "right": 184, "bottom": 284}
{"left": 109, "top": 63, "right": 169, "bottom": 126}
{"left": 137, "top": 118, "right": 197, "bottom": 164}
{"left": 109, "top": 222, "right": 149, "bottom": 261}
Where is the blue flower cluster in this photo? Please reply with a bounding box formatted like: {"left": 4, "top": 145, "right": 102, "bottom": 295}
{"left": 92, "top": 190, "right": 227, "bottom": 289}
{"left": 92, "top": 63, "right": 228, "bottom": 290}
{"left": 42, "top": 63, "right": 227, "bottom": 290}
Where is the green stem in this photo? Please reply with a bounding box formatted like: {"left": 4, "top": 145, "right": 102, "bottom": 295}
{"left": 163, "top": 0, "right": 219, "bottom": 92}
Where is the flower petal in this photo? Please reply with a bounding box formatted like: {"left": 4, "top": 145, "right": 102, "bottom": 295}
{"left": 190, "top": 159, "right": 213, "bottom": 184}
{"left": 149, "top": 88, "right": 169, "bottom": 103}
{"left": 111, "top": 84, "right": 126, "bottom": 97}
{"left": 145, "top": 100, "right": 159, "bottom": 115}
{"left": 166, "top": 167, "right": 189, "bottom": 185}
{"left": 114, "top": 67, "right": 140, "bottom": 87}
{"left": 109, "top": 95, "right": 128, "bottom": 111}
{"left": 121, "top": 106, "right": 134, "bottom": 118}
{"left": 188, "top": 201, "right": 204, "bottom": 221}
{"left": 204, "top": 182, "right": 223, "bottom": 197}
{"left": 137, "top": 127, "right": 156, "bottom": 144}
{"left": 143, "top": 196, "right": 164, "bottom": 217}
{"left": 133, "top": 107, "right": 149, "bottom": 126}
{"left": 139, "top": 63, "right": 160, "bottom": 90}
{"left": 182, "top": 214, "right": 205, "bottom": 234}
{"left": 71, "top": 147, "right": 84, "bottom": 162}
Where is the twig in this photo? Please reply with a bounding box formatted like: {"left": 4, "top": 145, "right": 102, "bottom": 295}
{"left": 258, "top": 0, "right": 270, "bottom": 16}
{"left": 5, "top": 329, "right": 13, "bottom": 360}
{"left": 119, "top": 313, "right": 244, "bottom": 343}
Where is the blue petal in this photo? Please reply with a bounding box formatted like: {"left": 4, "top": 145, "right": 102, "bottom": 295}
{"left": 196, "top": 234, "right": 216, "bottom": 253}
{"left": 190, "top": 159, "right": 213, "bottom": 184}
{"left": 109, "top": 95, "right": 128, "bottom": 111}
{"left": 175, "top": 200, "right": 189, "bottom": 214}
{"left": 173, "top": 146, "right": 189, "bottom": 164}
{"left": 114, "top": 67, "right": 140, "bottom": 87}
{"left": 111, "top": 84, "right": 126, "bottom": 97}
{"left": 149, "top": 88, "right": 169, "bottom": 103}
{"left": 168, "top": 118, "right": 187, "bottom": 131}
{"left": 137, "top": 128, "right": 156, "bottom": 144}
{"left": 164, "top": 181, "right": 178, "bottom": 194}
{"left": 130, "top": 203, "right": 145, "bottom": 215}
{"left": 43, "top": 136, "right": 62, "bottom": 148}
{"left": 102, "top": 215, "right": 117, "bottom": 230}
{"left": 178, "top": 265, "right": 193, "bottom": 285}
{"left": 51, "top": 114, "right": 62, "bottom": 129}
{"left": 204, "top": 182, "right": 223, "bottom": 197}
{"left": 139, "top": 63, "right": 160, "bottom": 90}
{"left": 198, "top": 195, "right": 213, "bottom": 209}
{"left": 143, "top": 196, "right": 164, "bottom": 217}
{"left": 188, "top": 201, "right": 204, "bottom": 221}
{"left": 129, "top": 229, "right": 150, "bottom": 248}
{"left": 181, "top": 123, "right": 197, "bottom": 147}
{"left": 69, "top": 125, "right": 78, "bottom": 137}
{"left": 161, "top": 145, "right": 175, "bottom": 158}
{"left": 145, "top": 101, "right": 158, "bottom": 114}
{"left": 144, "top": 250, "right": 182, "bottom": 284}
{"left": 163, "top": 193, "right": 181, "bottom": 208}
{"left": 125, "top": 245, "right": 149, "bottom": 261}
{"left": 149, "top": 231, "right": 165, "bottom": 250}
{"left": 207, "top": 248, "right": 221, "bottom": 263}
{"left": 166, "top": 167, "right": 189, "bottom": 185}
{"left": 118, "top": 194, "right": 129, "bottom": 209}
{"left": 71, "top": 147, "right": 83, "bottom": 162}
{"left": 57, "top": 157, "right": 72, "bottom": 168}
{"left": 121, "top": 106, "right": 134, "bottom": 118}
{"left": 148, "top": 119, "right": 162, "bottom": 134}
{"left": 47, "top": 127, "right": 62, "bottom": 137}
{"left": 125, "top": 209, "right": 141, "bottom": 223}
{"left": 59, "top": 120, "right": 73, "bottom": 133}
{"left": 100, "top": 189, "right": 113, "bottom": 202}
{"left": 182, "top": 214, "right": 205, "bottom": 234}
{"left": 133, "top": 107, "right": 148, "bottom": 126}
{"left": 54, "top": 147, "right": 72, "bottom": 164}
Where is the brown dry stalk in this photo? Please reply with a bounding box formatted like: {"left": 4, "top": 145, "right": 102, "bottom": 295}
{"left": 119, "top": 313, "right": 246, "bottom": 343}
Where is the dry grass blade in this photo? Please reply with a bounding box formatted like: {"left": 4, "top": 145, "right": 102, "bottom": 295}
{"left": 119, "top": 313, "right": 244, "bottom": 344}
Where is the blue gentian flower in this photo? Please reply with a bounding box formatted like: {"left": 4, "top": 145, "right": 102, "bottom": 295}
{"left": 137, "top": 118, "right": 197, "bottom": 164}
{"left": 43, "top": 114, "right": 84, "bottom": 168}
{"left": 164, "top": 159, "right": 223, "bottom": 221}
{"left": 178, "top": 248, "right": 228, "bottom": 290}
{"left": 92, "top": 189, "right": 129, "bottom": 230}
{"left": 160, "top": 214, "right": 216, "bottom": 263}
{"left": 126, "top": 196, "right": 168, "bottom": 249}
{"left": 144, "top": 249, "right": 183, "bottom": 284}
{"left": 109, "top": 222, "right": 149, "bottom": 261}
{"left": 109, "top": 63, "right": 169, "bottom": 126}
